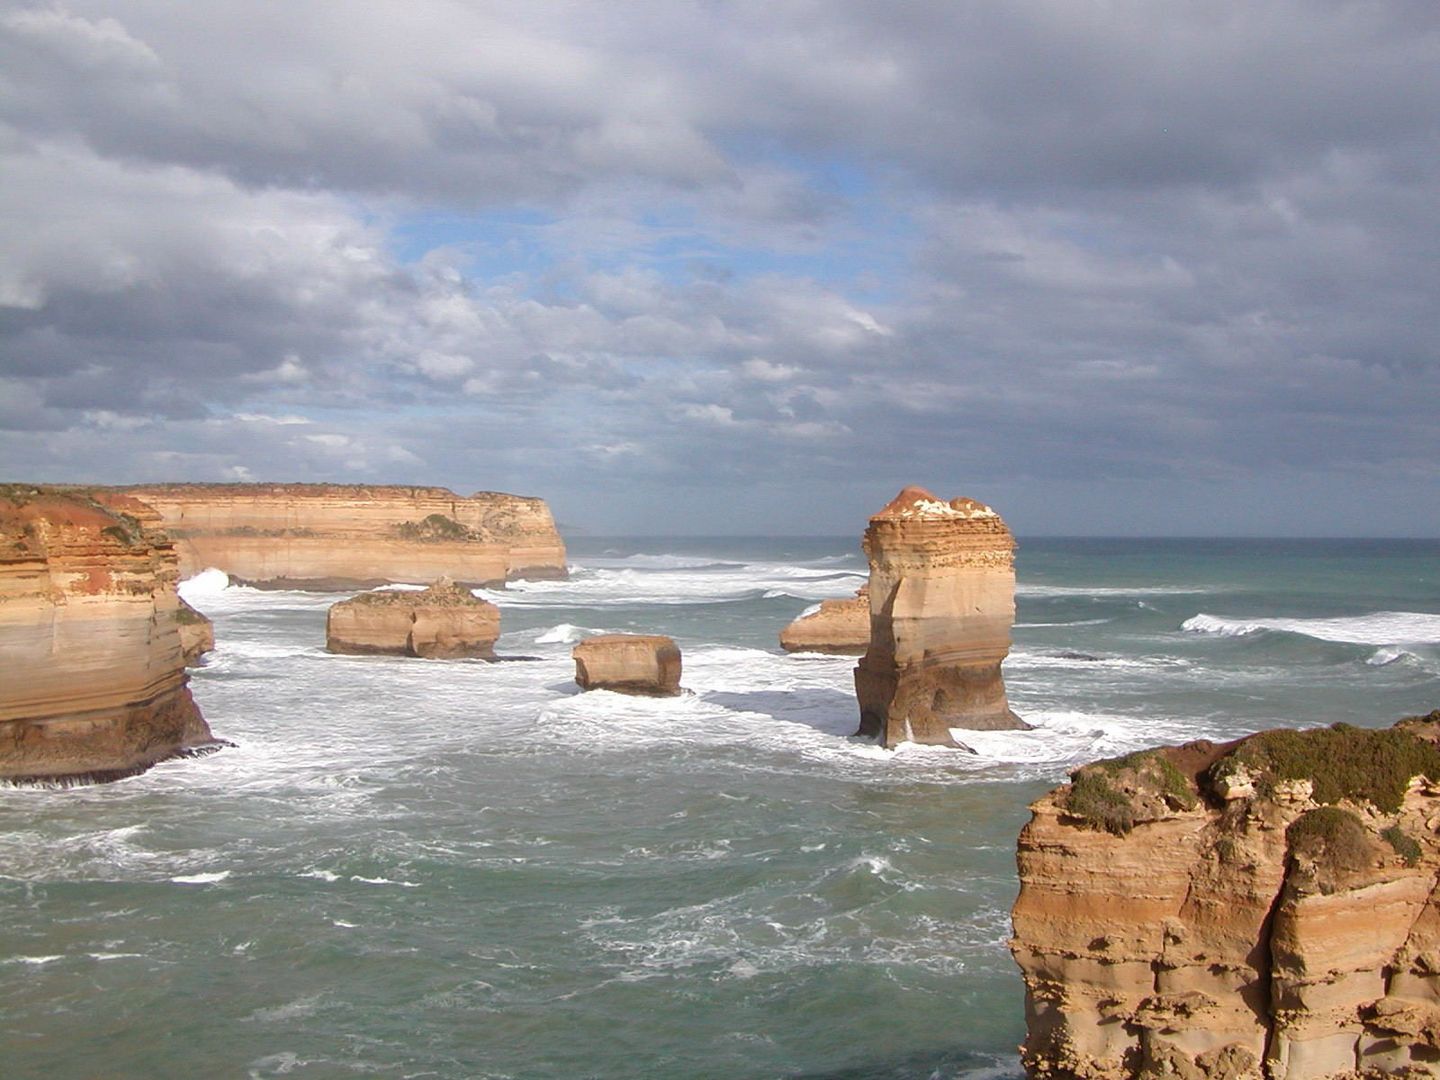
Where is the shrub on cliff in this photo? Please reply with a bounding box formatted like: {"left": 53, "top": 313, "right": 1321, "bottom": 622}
{"left": 393, "top": 513, "right": 475, "bottom": 543}
{"left": 1063, "top": 749, "right": 1198, "bottom": 835}
{"left": 1210, "top": 723, "right": 1440, "bottom": 813}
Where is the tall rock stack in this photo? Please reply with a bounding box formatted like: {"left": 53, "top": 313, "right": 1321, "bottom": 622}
{"left": 853, "top": 486, "right": 1023, "bottom": 748}
{"left": 1, "top": 487, "right": 219, "bottom": 783}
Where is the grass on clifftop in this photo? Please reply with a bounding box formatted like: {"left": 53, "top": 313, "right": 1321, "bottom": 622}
{"left": 1210, "top": 721, "right": 1440, "bottom": 813}
{"left": 1063, "top": 750, "right": 1198, "bottom": 835}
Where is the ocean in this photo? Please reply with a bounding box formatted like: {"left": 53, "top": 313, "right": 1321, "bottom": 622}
{"left": 3, "top": 536, "right": 1439, "bottom": 1079}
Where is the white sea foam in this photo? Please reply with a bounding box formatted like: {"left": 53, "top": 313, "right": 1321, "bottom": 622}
{"left": 1183, "top": 611, "right": 1440, "bottom": 645}
{"left": 481, "top": 562, "right": 865, "bottom": 608}
{"left": 171, "top": 871, "right": 231, "bottom": 885}
{"left": 178, "top": 567, "right": 232, "bottom": 598}
{"left": 535, "top": 623, "right": 598, "bottom": 644}
{"left": 1019, "top": 583, "right": 1213, "bottom": 598}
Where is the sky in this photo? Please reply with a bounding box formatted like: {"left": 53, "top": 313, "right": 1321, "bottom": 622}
{"left": 1, "top": 1, "right": 1438, "bottom": 536}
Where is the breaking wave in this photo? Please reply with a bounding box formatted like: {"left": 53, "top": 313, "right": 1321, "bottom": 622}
{"left": 1182, "top": 611, "right": 1440, "bottom": 645}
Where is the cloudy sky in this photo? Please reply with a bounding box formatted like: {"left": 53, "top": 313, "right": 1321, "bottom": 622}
{"left": 2, "top": 1, "right": 1437, "bottom": 535}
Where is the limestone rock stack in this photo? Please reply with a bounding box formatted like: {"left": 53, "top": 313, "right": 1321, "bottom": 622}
{"left": 1, "top": 487, "right": 218, "bottom": 783}
{"left": 1011, "top": 713, "right": 1440, "bottom": 1080}
{"left": 853, "top": 486, "right": 1022, "bottom": 747}
{"left": 117, "top": 483, "right": 566, "bottom": 589}
{"left": 326, "top": 579, "right": 501, "bottom": 659}
{"left": 572, "top": 635, "right": 682, "bottom": 696}
{"left": 779, "top": 586, "right": 870, "bottom": 655}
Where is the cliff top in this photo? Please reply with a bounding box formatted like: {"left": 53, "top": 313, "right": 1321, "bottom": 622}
{"left": 112, "top": 482, "right": 543, "bottom": 503}
{"left": 871, "top": 485, "right": 1000, "bottom": 522}
{"left": 1060, "top": 711, "right": 1440, "bottom": 835}
{"left": 339, "top": 579, "right": 493, "bottom": 608}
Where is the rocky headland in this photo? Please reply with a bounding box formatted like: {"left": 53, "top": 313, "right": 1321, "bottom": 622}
{"left": 1, "top": 486, "right": 219, "bottom": 784}
{"left": 853, "top": 486, "right": 1024, "bottom": 747}
{"left": 573, "top": 634, "right": 683, "bottom": 696}
{"left": 326, "top": 579, "right": 501, "bottom": 659}
{"left": 115, "top": 483, "right": 566, "bottom": 589}
{"left": 780, "top": 586, "right": 870, "bottom": 655}
{"left": 1012, "top": 713, "right": 1440, "bottom": 1080}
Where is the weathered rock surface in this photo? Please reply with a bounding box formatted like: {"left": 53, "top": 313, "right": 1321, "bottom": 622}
{"left": 1011, "top": 713, "right": 1440, "bottom": 1080}
{"left": 780, "top": 586, "right": 870, "bottom": 655}
{"left": 572, "top": 635, "right": 682, "bottom": 696}
{"left": 177, "top": 598, "right": 215, "bottom": 666}
{"left": 1, "top": 486, "right": 219, "bottom": 783}
{"left": 116, "top": 483, "right": 566, "bottom": 589}
{"left": 326, "top": 579, "right": 500, "bottom": 659}
{"left": 853, "top": 486, "right": 1023, "bottom": 748}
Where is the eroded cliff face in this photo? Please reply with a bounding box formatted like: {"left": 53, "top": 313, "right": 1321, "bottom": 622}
{"left": 1012, "top": 714, "right": 1440, "bottom": 1080}
{"left": 117, "top": 483, "right": 566, "bottom": 589}
{"left": 1, "top": 487, "right": 217, "bottom": 783}
{"left": 853, "top": 486, "right": 1023, "bottom": 747}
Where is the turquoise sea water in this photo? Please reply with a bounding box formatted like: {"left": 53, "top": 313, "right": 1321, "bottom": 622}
{"left": 3, "top": 537, "right": 1439, "bottom": 1078}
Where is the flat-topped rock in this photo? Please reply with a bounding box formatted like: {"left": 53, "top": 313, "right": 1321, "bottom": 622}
{"left": 572, "top": 635, "right": 682, "bottom": 696}
{"left": 326, "top": 579, "right": 500, "bottom": 659}
{"left": 113, "top": 482, "right": 567, "bottom": 589}
{"left": 1, "top": 486, "right": 219, "bottom": 783}
{"left": 853, "top": 485, "right": 1024, "bottom": 748}
{"left": 780, "top": 586, "right": 870, "bottom": 655}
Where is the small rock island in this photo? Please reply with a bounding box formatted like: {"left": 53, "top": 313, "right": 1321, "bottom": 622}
{"left": 572, "top": 635, "right": 682, "bottom": 696}
{"left": 326, "top": 579, "right": 501, "bottom": 659}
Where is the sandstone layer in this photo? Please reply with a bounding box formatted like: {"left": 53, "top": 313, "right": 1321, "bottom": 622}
{"left": 573, "top": 635, "right": 682, "bottom": 696}
{"left": 326, "top": 579, "right": 500, "bottom": 659}
{"left": 853, "top": 486, "right": 1023, "bottom": 748}
{"left": 177, "top": 598, "right": 214, "bottom": 666}
{"left": 1, "top": 487, "right": 218, "bottom": 783}
{"left": 780, "top": 586, "right": 870, "bottom": 655}
{"left": 1012, "top": 713, "right": 1440, "bottom": 1080}
{"left": 115, "top": 483, "right": 566, "bottom": 589}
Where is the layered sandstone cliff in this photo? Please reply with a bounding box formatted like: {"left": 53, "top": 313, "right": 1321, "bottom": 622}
{"left": 116, "top": 483, "right": 566, "bottom": 589}
{"left": 1012, "top": 713, "right": 1440, "bottom": 1080}
{"left": 326, "top": 579, "right": 500, "bottom": 659}
{"left": 1, "top": 487, "right": 218, "bottom": 783}
{"left": 853, "top": 486, "right": 1023, "bottom": 747}
{"left": 780, "top": 586, "right": 870, "bottom": 655}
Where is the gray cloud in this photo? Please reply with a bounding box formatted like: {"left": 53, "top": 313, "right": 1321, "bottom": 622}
{"left": 1, "top": 1, "right": 1436, "bottom": 534}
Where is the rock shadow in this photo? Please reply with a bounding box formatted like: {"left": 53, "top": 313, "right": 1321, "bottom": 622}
{"left": 701, "top": 688, "right": 857, "bottom": 737}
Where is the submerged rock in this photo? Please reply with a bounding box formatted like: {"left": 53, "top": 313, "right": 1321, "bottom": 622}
{"left": 326, "top": 578, "right": 500, "bottom": 659}
{"left": 780, "top": 586, "right": 870, "bottom": 655}
{"left": 853, "top": 486, "right": 1024, "bottom": 748}
{"left": 1011, "top": 712, "right": 1440, "bottom": 1080}
{"left": 572, "top": 634, "right": 682, "bottom": 696}
{"left": 0, "top": 486, "right": 220, "bottom": 784}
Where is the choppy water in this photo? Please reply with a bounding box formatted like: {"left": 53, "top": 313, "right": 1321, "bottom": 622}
{"left": 3, "top": 537, "right": 1439, "bottom": 1078}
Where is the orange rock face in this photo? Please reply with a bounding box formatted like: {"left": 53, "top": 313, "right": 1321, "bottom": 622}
{"left": 853, "top": 486, "right": 1023, "bottom": 748}
{"left": 1011, "top": 715, "right": 1440, "bottom": 1080}
{"left": 780, "top": 586, "right": 870, "bottom": 655}
{"left": 117, "top": 483, "right": 567, "bottom": 589}
{"left": 326, "top": 580, "right": 501, "bottom": 659}
{"left": 1, "top": 487, "right": 218, "bottom": 783}
{"left": 572, "top": 635, "right": 682, "bottom": 696}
